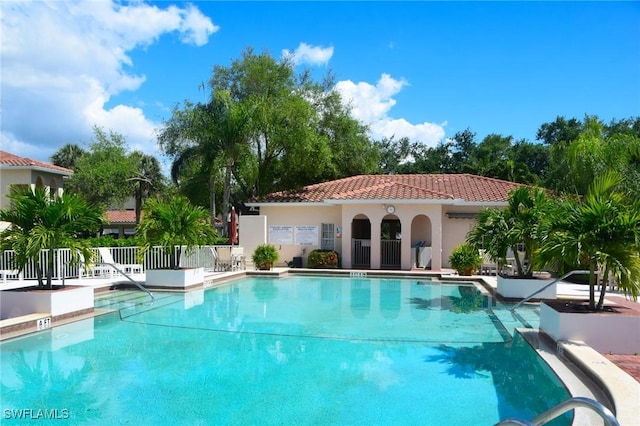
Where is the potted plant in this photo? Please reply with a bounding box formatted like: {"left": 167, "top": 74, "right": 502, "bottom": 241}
{"left": 251, "top": 244, "right": 279, "bottom": 270}
{"left": 449, "top": 243, "right": 481, "bottom": 276}
{"left": 137, "top": 195, "right": 216, "bottom": 288}
{"left": 467, "top": 186, "right": 556, "bottom": 298}
{"left": 0, "top": 186, "right": 102, "bottom": 319}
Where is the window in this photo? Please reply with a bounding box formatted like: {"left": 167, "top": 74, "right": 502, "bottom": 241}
{"left": 321, "top": 223, "right": 335, "bottom": 250}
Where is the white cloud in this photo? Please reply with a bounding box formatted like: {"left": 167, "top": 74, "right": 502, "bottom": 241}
{"left": 0, "top": 0, "right": 218, "bottom": 160}
{"left": 335, "top": 74, "right": 445, "bottom": 146}
{"left": 282, "top": 42, "right": 334, "bottom": 66}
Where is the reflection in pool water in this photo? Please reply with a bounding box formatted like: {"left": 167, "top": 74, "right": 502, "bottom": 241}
{"left": 0, "top": 276, "right": 570, "bottom": 425}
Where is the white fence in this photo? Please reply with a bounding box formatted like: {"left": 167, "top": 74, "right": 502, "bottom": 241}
{"left": 0, "top": 245, "right": 232, "bottom": 280}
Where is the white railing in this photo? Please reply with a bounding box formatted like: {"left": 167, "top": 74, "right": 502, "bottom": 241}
{"left": 0, "top": 245, "right": 235, "bottom": 280}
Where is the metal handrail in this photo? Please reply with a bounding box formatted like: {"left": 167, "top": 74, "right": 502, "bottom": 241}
{"left": 99, "top": 262, "right": 154, "bottom": 303}
{"left": 510, "top": 269, "right": 592, "bottom": 312}
{"left": 496, "top": 396, "right": 619, "bottom": 426}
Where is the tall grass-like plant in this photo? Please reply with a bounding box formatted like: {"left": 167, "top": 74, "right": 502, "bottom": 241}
{"left": 137, "top": 196, "right": 216, "bottom": 270}
{"left": 537, "top": 172, "right": 640, "bottom": 310}
{"left": 0, "top": 186, "right": 103, "bottom": 288}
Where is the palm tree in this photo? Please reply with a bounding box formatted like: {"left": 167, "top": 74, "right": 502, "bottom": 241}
{"left": 128, "top": 152, "right": 164, "bottom": 224}
{"left": 137, "top": 195, "right": 216, "bottom": 269}
{"left": 51, "top": 143, "right": 86, "bottom": 170}
{"left": 467, "top": 186, "right": 551, "bottom": 277}
{"left": 537, "top": 172, "right": 640, "bottom": 310}
{"left": 159, "top": 92, "right": 252, "bottom": 235}
{"left": 0, "top": 186, "right": 103, "bottom": 288}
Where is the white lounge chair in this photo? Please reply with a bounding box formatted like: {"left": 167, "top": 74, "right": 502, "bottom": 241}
{"left": 78, "top": 250, "right": 112, "bottom": 278}
{"left": 0, "top": 269, "right": 21, "bottom": 283}
{"left": 97, "top": 247, "right": 143, "bottom": 276}
{"left": 479, "top": 249, "right": 497, "bottom": 275}
{"left": 216, "top": 246, "right": 233, "bottom": 271}
{"left": 231, "top": 247, "right": 246, "bottom": 270}
{"left": 208, "top": 247, "right": 220, "bottom": 271}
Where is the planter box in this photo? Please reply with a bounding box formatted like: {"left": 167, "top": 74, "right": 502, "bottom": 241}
{"left": 540, "top": 300, "right": 640, "bottom": 354}
{"left": 145, "top": 267, "right": 205, "bottom": 289}
{"left": 0, "top": 285, "right": 94, "bottom": 320}
{"left": 496, "top": 275, "right": 556, "bottom": 300}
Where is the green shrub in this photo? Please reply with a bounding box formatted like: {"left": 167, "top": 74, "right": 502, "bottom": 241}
{"left": 449, "top": 243, "right": 482, "bottom": 276}
{"left": 307, "top": 250, "right": 339, "bottom": 268}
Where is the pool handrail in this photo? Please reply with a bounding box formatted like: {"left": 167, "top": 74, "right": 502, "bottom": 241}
{"left": 99, "top": 262, "right": 154, "bottom": 303}
{"left": 510, "top": 269, "right": 592, "bottom": 312}
{"left": 495, "top": 396, "right": 619, "bottom": 426}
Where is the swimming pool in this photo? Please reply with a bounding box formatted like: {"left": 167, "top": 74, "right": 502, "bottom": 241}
{"left": 0, "top": 276, "right": 571, "bottom": 425}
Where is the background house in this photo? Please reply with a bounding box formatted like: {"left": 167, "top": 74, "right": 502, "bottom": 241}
{"left": 244, "top": 174, "right": 523, "bottom": 271}
{"left": 0, "top": 151, "right": 73, "bottom": 230}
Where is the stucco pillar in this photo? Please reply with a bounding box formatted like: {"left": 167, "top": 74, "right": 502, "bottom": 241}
{"left": 371, "top": 219, "right": 381, "bottom": 269}
{"left": 431, "top": 213, "right": 443, "bottom": 271}
{"left": 401, "top": 215, "right": 413, "bottom": 270}
{"left": 341, "top": 214, "right": 353, "bottom": 269}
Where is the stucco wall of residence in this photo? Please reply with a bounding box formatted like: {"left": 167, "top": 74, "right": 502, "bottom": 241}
{"left": 0, "top": 169, "right": 31, "bottom": 210}
{"left": 258, "top": 205, "right": 343, "bottom": 267}
{"left": 0, "top": 168, "right": 66, "bottom": 210}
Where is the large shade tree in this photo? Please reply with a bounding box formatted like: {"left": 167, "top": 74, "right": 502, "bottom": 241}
{"left": 160, "top": 48, "right": 378, "bottom": 225}
{"left": 65, "top": 127, "right": 138, "bottom": 209}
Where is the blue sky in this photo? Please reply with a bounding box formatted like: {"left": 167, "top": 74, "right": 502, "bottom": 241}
{"left": 2, "top": 1, "right": 639, "bottom": 165}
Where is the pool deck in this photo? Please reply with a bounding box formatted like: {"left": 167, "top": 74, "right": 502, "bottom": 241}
{"left": 1, "top": 269, "right": 639, "bottom": 424}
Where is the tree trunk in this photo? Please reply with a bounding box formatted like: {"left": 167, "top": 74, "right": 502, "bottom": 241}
{"left": 46, "top": 248, "right": 55, "bottom": 289}
{"left": 589, "top": 260, "right": 597, "bottom": 310}
{"left": 209, "top": 174, "right": 217, "bottom": 228}
{"left": 596, "top": 266, "right": 608, "bottom": 310}
{"left": 135, "top": 187, "right": 142, "bottom": 225}
{"left": 221, "top": 158, "right": 233, "bottom": 238}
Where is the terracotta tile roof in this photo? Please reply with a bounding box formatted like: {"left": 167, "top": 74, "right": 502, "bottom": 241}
{"left": 255, "top": 174, "right": 523, "bottom": 204}
{"left": 105, "top": 210, "right": 136, "bottom": 224}
{"left": 0, "top": 151, "right": 73, "bottom": 174}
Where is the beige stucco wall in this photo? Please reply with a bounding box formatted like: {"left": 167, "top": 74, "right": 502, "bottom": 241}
{"left": 256, "top": 205, "right": 342, "bottom": 267}
{"left": 441, "top": 207, "right": 482, "bottom": 269}
{"left": 251, "top": 202, "right": 494, "bottom": 271}
{"left": 0, "top": 169, "right": 67, "bottom": 210}
{"left": 0, "top": 169, "right": 31, "bottom": 210}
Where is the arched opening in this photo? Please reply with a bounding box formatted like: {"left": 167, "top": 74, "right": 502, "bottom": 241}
{"left": 351, "top": 214, "right": 371, "bottom": 269}
{"left": 380, "top": 214, "right": 401, "bottom": 269}
{"left": 49, "top": 178, "right": 59, "bottom": 199}
{"left": 411, "top": 215, "right": 432, "bottom": 269}
{"left": 35, "top": 176, "right": 44, "bottom": 188}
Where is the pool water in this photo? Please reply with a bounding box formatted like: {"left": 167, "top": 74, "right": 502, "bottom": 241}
{"left": 0, "top": 276, "right": 570, "bottom": 425}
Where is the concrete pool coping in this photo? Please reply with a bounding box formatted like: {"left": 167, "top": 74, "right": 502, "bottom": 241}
{"left": 2, "top": 269, "right": 639, "bottom": 424}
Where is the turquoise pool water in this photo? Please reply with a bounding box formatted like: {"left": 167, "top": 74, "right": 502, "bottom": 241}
{"left": 1, "top": 276, "right": 570, "bottom": 425}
